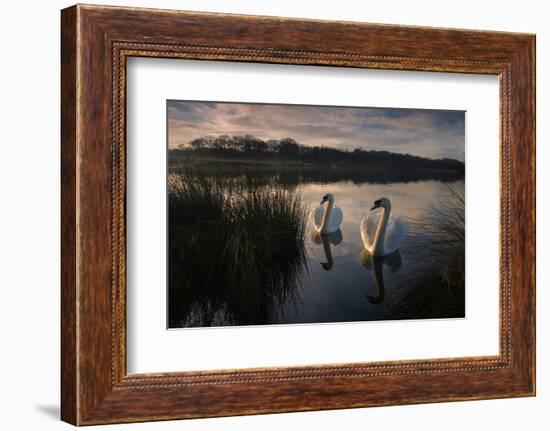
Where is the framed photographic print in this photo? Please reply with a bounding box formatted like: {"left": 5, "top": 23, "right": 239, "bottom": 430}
{"left": 165, "top": 100, "right": 466, "bottom": 328}
{"left": 61, "top": 4, "right": 535, "bottom": 425}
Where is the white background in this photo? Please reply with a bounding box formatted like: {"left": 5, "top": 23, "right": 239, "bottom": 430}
{"left": 0, "top": 0, "right": 547, "bottom": 430}
{"left": 127, "top": 59, "right": 500, "bottom": 373}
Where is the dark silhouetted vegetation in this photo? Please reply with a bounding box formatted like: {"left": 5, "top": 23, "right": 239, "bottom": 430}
{"left": 391, "top": 184, "right": 465, "bottom": 319}
{"left": 170, "top": 134, "right": 464, "bottom": 181}
{"left": 168, "top": 172, "right": 308, "bottom": 327}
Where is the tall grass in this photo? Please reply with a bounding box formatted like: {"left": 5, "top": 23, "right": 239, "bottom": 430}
{"left": 168, "top": 171, "right": 308, "bottom": 327}
{"left": 392, "top": 183, "right": 465, "bottom": 319}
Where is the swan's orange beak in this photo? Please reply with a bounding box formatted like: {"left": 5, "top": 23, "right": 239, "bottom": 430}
{"left": 370, "top": 202, "right": 381, "bottom": 211}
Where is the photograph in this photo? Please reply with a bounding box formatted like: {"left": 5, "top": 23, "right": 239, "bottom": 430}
{"left": 167, "top": 100, "right": 466, "bottom": 328}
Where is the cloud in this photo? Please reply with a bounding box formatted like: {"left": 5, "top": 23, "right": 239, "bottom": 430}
{"left": 167, "top": 100, "right": 465, "bottom": 161}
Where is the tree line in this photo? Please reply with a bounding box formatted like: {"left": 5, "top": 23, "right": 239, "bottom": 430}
{"left": 171, "top": 134, "right": 464, "bottom": 174}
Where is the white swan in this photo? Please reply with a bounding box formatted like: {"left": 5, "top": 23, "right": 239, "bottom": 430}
{"left": 310, "top": 193, "right": 343, "bottom": 234}
{"left": 360, "top": 197, "right": 405, "bottom": 256}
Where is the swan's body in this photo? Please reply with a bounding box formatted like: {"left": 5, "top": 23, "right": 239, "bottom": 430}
{"left": 310, "top": 193, "right": 343, "bottom": 234}
{"left": 311, "top": 229, "right": 343, "bottom": 246}
{"left": 360, "top": 197, "right": 405, "bottom": 256}
{"left": 358, "top": 248, "right": 402, "bottom": 273}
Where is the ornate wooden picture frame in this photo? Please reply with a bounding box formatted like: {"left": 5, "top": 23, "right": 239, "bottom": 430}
{"left": 61, "top": 4, "right": 535, "bottom": 425}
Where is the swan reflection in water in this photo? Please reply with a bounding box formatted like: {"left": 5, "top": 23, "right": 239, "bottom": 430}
{"left": 311, "top": 229, "right": 343, "bottom": 271}
{"left": 359, "top": 248, "right": 402, "bottom": 304}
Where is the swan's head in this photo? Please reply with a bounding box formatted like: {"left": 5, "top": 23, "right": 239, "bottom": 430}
{"left": 320, "top": 193, "right": 335, "bottom": 205}
{"left": 370, "top": 197, "right": 391, "bottom": 211}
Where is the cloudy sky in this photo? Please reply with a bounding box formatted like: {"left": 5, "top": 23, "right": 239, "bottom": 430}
{"left": 167, "top": 100, "right": 465, "bottom": 161}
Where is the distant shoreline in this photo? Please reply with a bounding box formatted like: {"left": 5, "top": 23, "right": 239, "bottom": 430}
{"left": 171, "top": 135, "right": 464, "bottom": 170}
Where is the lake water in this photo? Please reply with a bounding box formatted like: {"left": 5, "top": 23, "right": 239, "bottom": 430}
{"left": 168, "top": 160, "right": 465, "bottom": 327}
{"left": 280, "top": 179, "right": 462, "bottom": 324}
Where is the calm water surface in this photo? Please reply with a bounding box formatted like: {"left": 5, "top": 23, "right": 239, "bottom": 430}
{"left": 168, "top": 160, "right": 464, "bottom": 327}
{"left": 279, "top": 179, "right": 460, "bottom": 324}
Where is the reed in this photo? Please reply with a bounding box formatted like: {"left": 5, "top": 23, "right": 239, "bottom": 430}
{"left": 168, "top": 171, "right": 308, "bottom": 327}
{"left": 393, "top": 183, "right": 465, "bottom": 319}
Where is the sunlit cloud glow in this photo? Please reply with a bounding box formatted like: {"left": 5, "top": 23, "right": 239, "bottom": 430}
{"left": 168, "top": 100, "right": 465, "bottom": 161}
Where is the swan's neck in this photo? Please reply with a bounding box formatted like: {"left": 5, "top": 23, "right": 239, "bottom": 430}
{"left": 320, "top": 201, "right": 334, "bottom": 233}
{"left": 372, "top": 206, "right": 391, "bottom": 255}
